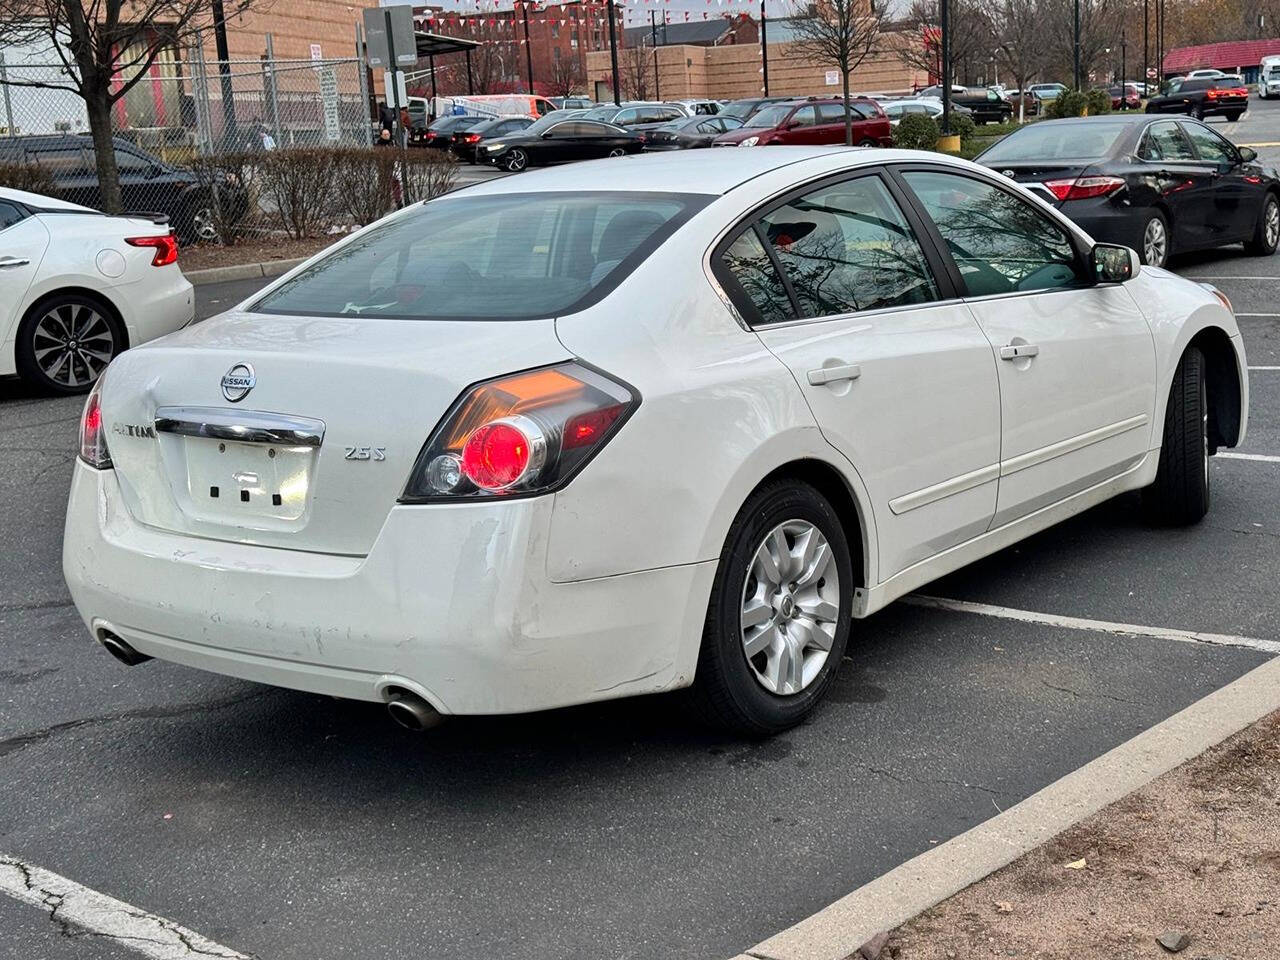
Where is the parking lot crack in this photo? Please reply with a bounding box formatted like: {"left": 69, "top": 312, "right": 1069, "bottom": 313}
{"left": 1040, "top": 678, "right": 1136, "bottom": 705}
{"left": 0, "top": 689, "right": 270, "bottom": 759}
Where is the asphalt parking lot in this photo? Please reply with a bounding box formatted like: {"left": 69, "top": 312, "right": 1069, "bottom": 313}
{"left": 3, "top": 105, "right": 1280, "bottom": 960}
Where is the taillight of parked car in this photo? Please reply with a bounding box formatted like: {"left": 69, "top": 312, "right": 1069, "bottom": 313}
{"left": 1042, "top": 176, "right": 1126, "bottom": 202}
{"left": 78, "top": 377, "right": 112, "bottom": 469}
{"left": 463, "top": 133, "right": 482, "bottom": 143}
{"left": 126, "top": 232, "right": 179, "bottom": 266}
{"left": 401, "top": 362, "right": 638, "bottom": 502}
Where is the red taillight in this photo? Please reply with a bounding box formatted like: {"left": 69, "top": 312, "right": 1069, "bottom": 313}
{"left": 463, "top": 133, "right": 482, "bottom": 143}
{"left": 1206, "top": 89, "right": 1220, "bottom": 99}
{"left": 402, "top": 362, "right": 637, "bottom": 502}
{"left": 79, "top": 378, "right": 112, "bottom": 468}
{"left": 1042, "top": 176, "right": 1126, "bottom": 201}
{"left": 126, "top": 232, "right": 178, "bottom": 266}
{"left": 460, "top": 419, "right": 539, "bottom": 491}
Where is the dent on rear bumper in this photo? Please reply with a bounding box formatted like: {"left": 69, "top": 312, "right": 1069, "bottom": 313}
{"left": 62, "top": 461, "right": 715, "bottom": 714}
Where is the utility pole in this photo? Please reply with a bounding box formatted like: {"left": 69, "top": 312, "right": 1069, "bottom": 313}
{"left": 650, "top": 11, "right": 660, "bottom": 101}
{"left": 1072, "top": 0, "right": 1081, "bottom": 90}
{"left": 760, "top": 0, "right": 770, "bottom": 95}
{"left": 605, "top": 0, "right": 621, "bottom": 105}
{"left": 1143, "top": 0, "right": 1148, "bottom": 92}
{"left": 521, "top": 0, "right": 535, "bottom": 94}
{"left": 940, "top": 0, "right": 951, "bottom": 134}
{"left": 211, "top": 0, "right": 237, "bottom": 143}
{"left": 1121, "top": 28, "right": 1126, "bottom": 86}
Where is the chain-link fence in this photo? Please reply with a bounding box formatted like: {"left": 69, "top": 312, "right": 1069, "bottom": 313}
{"left": 0, "top": 40, "right": 399, "bottom": 243}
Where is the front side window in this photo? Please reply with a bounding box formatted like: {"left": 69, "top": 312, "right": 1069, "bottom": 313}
{"left": 1180, "top": 121, "right": 1237, "bottom": 164}
{"left": 719, "top": 229, "right": 793, "bottom": 325}
{"left": 790, "top": 106, "right": 817, "bottom": 127}
{"left": 758, "top": 176, "right": 939, "bottom": 317}
{"left": 254, "top": 192, "right": 705, "bottom": 321}
{"left": 902, "top": 170, "right": 1082, "bottom": 297}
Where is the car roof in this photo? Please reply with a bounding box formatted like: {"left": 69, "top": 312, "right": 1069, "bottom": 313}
{"left": 456, "top": 147, "right": 977, "bottom": 197}
{"left": 0, "top": 185, "right": 94, "bottom": 211}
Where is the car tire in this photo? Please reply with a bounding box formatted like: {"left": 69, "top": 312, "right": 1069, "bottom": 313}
{"left": 1193, "top": 105, "right": 1206, "bottom": 120}
{"left": 688, "top": 479, "right": 854, "bottom": 736}
{"left": 1226, "top": 111, "right": 1242, "bottom": 122}
{"left": 15, "top": 292, "right": 124, "bottom": 395}
{"left": 1143, "top": 347, "right": 1210, "bottom": 526}
{"left": 858, "top": 138, "right": 878, "bottom": 148}
{"left": 1140, "top": 210, "right": 1170, "bottom": 267}
{"left": 503, "top": 149, "right": 528, "bottom": 172}
{"left": 1245, "top": 192, "right": 1280, "bottom": 256}
{"left": 607, "top": 147, "right": 626, "bottom": 157}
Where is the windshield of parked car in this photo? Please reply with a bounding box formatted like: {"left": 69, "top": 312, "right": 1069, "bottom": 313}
{"left": 252, "top": 192, "right": 709, "bottom": 321}
{"left": 745, "top": 105, "right": 793, "bottom": 128}
{"left": 582, "top": 105, "right": 621, "bottom": 121}
{"left": 978, "top": 119, "right": 1129, "bottom": 162}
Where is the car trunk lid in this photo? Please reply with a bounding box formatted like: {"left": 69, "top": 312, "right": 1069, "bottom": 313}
{"left": 100, "top": 311, "right": 570, "bottom": 556}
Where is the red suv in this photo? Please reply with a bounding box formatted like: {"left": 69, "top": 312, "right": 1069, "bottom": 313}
{"left": 712, "top": 98, "right": 891, "bottom": 148}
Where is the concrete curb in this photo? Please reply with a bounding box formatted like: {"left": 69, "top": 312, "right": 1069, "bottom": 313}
{"left": 183, "top": 256, "right": 308, "bottom": 287}
{"left": 741, "top": 653, "right": 1280, "bottom": 960}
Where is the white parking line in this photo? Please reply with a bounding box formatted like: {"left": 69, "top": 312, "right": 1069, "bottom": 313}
{"left": 1250, "top": 365, "right": 1280, "bottom": 371}
{"left": 1234, "top": 312, "right": 1280, "bottom": 318}
{"left": 1218, "top": 451, "right": 1280, "bottom": 463}
{"left": 1185, "top": 276, "right": 1279, "bottom": 281}
{"left": 0, "top": 855, "right": 247, "bottom": 960}
{"left": 904, "top": 595, "right": 1280, "bottom": 655}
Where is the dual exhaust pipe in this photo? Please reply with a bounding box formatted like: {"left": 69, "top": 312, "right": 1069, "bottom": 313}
{"left": 97, "top": 631, "right": 443, "bottom": 732}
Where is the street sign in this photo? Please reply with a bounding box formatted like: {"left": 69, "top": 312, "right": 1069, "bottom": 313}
{"left": 320, "top": 67, "right": 341, "bottom": 142}
{"left": 824, "top": 70, "right": 839, "bottom": 86}
{"left": 1146, "top": 67, "right": 1157, "bottom": 78}
{"left": 362, "top": 6, "right": 417, "bottom": 69}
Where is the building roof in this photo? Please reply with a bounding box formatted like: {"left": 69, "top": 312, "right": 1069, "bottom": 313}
{"left": 622, "top": 19, "right": 735, "bottom": 47}
{"left": 1163, "top": 38, "right": 1280, "bottom": 73}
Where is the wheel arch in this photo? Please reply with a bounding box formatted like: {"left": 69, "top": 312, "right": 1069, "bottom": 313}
{"left": 1188, "top": 326, "right": 1242, "bottom": 451}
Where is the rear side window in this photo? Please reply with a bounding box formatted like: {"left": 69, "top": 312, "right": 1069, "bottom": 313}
{"left": 29, "top": 146, "right": 89, "bottom": 175}
{"left": 719, "top": 229, "right": 794, "bottom": 325}
{"left": 0, "top": 201, "right": 25, "bottom": 230}
{"left": 1139, "top": 121, "right": 1196, "bottom": 162}
{"left": 253, "top": 192, "right": 707, "bottom": 321}
{"left": 758, "top": 176, "right": 938, "bottom": 317}
{"left": 903, "top": 170, "right": 1082, "bottom": 297}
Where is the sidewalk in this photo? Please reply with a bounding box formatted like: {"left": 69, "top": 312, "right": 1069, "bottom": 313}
{"left": 886, "top": 711, "right": 1280, "bottom": 959}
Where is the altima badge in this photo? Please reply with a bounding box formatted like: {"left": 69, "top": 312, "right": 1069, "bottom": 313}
{"left": 221, "top": 362, "right": 256, "bottom": 403}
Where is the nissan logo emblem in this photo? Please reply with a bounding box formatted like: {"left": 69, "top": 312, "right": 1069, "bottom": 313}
{"left": 221, "top": 362, "right": 256, "bottom": 403}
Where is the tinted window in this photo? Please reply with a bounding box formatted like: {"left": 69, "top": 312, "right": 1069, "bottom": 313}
{"left": 758, "top": 176, "right": 938, "bottom": 317}
{"left": 613, "top": 109, "right": 639, "bottom": 125}
{"left": 903, "top": 170, "right": 1082, "bottom": 297}
{"left": 1181, "top": 122, "right": 1237, "bottom": 164}
{"left": 550, "top": 122, "right": 590, "bottom": 137}
{"left": 0, "top": 201, "right": 24, "bottom": 230}
{"left": 979, "top": 120, "right": 1127, "bottom": 162}
{"left": 745, "top": 104, "right": 793, "bottom": 128}
{"left": 29, "top": 147, "right": 88, "bottom": 175}
{"left": 1181, "top": 79, "right": 1211, "bottom": 92}
{"left": 719, "top": 229, "right": 793, "bottom": 324}
{"left": 697, "top": 119, "right": 722, "bottom": 134}
{"left": 579, "top": 122, "right": 618, "bottom": 136}
{"left": 254, "top": 192, "right": 704, "bottom": 321}
{"left": 817, "top": 103, "right": 846, "bottom": 124}
{"left": 1211, "top": 77, "right": 1244, "bottom": 89}
{"left": 1139, "top": 121, "right": 1196, "bottom": 161}
{"left": 113, "top": 148, "right": 153, "bottom": 171}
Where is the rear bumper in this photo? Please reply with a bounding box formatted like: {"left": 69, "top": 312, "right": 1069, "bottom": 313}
{"left": 62, "top": 461, "right": 714, "bottom": 714}
{"left": 120, "top": 270, "right": 194, "bottom": 346}
{"left": 1057, "top": 199, "right": 1148, "bottom": 253}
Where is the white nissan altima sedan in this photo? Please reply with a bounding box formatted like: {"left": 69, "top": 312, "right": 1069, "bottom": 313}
{"left": 62, "top": 148, "right": 1248, "bottom": 735}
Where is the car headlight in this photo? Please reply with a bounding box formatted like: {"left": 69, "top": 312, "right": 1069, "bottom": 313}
{"left": 739, "top": 136, "right": 759, "bottom": 147}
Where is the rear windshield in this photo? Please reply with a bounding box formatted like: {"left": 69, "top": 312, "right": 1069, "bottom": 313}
{"left": 979, "top": 120, "right": 1129, "bottom": 162}
{"left": 1212, "top": 77, "right": 1245, "bottom": 89}
{"left": 252, "top": 192, "right": 708, "bottom": 321}
{"left": 719, "top": 101, "right": 757, "bottom": 120}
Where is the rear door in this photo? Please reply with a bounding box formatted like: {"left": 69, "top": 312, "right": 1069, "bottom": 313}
{"left": 896, "top": 166, "right": 1156, "bottom": 527}
{"left": 713, "top": 170, "right": 1001, "bottom": 580}
{"left": 1179, "top": 119, "right": 1259, "bottom": 241}
{"left": 1138, "top": 120, "right": 1216, "bottom": 250}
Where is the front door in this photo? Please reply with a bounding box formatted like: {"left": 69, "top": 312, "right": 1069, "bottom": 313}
{"left": 713, "top": 171, "right": 1001, "bottom": 580}
{"left": 1179, "top": 119, "right": 1259, "bottom": 241}
{"left": 897, "top": 167, "right": 1157, "bottom": 527}
{"left": 1137, "top": 121, "right": 1217, "bottom": 251}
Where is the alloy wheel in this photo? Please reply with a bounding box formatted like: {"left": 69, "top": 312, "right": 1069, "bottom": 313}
{"left": 191, "top": 206, "right": 219, "bottom": 243}
{"left": 739, "top": 519, "right": 840, "bottom": 696}
{"left": 1266, "top": 199, "right": 1280, "bottom": 250}
{"left": 607, "top": 147, "right": 625, "bottom": 157}
{"left": 1143, "top": 216, "right": 1168, "bottom": 267}
{"left": 31, "top": 302, "right": 115, "bottom": 389}
{"left": 505, "top": 150, "right": 527, "bottom": 172}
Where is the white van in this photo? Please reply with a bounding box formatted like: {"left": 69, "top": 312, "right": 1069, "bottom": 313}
{"left": 1259, "top": 56, "right": 1280, "bottom": 99}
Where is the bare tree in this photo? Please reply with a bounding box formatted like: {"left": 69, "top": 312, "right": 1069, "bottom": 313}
{"left": 997, "top": 0, "right": 1047, "bottom": 119}
{"left": 1037, "top": 0, "right": 1124, "bottom": 85}
{"left": 898, "top": 0, "right": 996, "bottom": 86}
{"left": 0, "top": 0, "right": 262, "bottom": 212}
{"left": 789, "top": 0, "right": 887, "bottom": 145}
{"left": 545, "top": 55, "right": 584, "bottom": 98}
{"left": 619, "top": 44, "right": 652, "bottom": 101}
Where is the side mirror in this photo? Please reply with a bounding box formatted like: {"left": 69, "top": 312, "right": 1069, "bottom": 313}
{"left": 1092, "top": 243, "right": 1139, "bottom": 283}
{"left": 1240, "top": 146, "right": 1258, "bottom": 163}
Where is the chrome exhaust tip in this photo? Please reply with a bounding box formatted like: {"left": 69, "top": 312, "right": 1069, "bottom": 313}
{"left": 385, "top": 691, "right": 444, "bottom": 732}
{"left": 99, "top": 631, "right": 152, "bottom": 666}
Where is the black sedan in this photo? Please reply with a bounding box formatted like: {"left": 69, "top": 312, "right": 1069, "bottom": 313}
{"left": 977, "top": 114, "right": 1280, "bottom": 267}
{"left": 642, "top": 114, "right": 744, "bottom": 150}
{"left": 412, "top": 114, "right": 486, "bottom": 149}
{"left": 448, "top": 115, "right": 535, "bottom": 163}
{"left": 479, "top": 120, "right": 644, "bottom": 172}
{"left": 1145, "top": 76, "right": 1249, "bottom": 121}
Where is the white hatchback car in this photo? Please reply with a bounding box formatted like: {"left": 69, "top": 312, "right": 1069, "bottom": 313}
{"left": 63, "top": 149, "right": 1248, "bottom": 735}
{"left": 0, "top": 187, "right": 193, "bottom": 393}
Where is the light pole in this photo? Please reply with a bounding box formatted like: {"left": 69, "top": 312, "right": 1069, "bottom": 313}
{"left": 1121, "top": 28, "right": 1126, "bottom": 86}
{"left": 1143, "top": 0, "right": 1149, "bottom": 92}
{"left": 940, "top": 0, "right": 951, "bottom": 135}
{"left": 521, "top": 0, "right": 535, "bottom": 94}
{"left": 1072, "top": 0, "right": 1081, "bottom": 90}
{"left": 760, "top": 0, "right": 770, "bottom": 96}
{"left": 605, "top": 0, "right": 621, "bottom": 105}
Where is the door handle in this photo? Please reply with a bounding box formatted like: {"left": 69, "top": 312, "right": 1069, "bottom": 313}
{"left": 0, "top": 256, "right": 30, "bottom": 268}
{"left": 999, "top": 343, "right": 1040, "bottom": 361}
{"left": 807, "top": 363, "right": 862, "bottom": 385}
